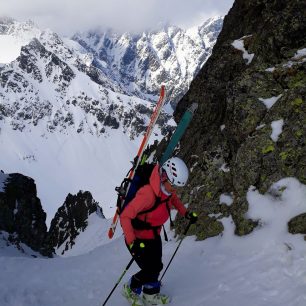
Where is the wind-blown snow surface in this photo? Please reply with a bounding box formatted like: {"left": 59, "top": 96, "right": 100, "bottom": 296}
{"left": 1, "top": 177, "right": 306, "bottom": 306}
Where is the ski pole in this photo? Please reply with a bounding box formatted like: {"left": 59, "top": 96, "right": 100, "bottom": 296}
{"left": 159, "top": 221, "right": 192, "bottom": 282}
{"left": 102, "top": 258, "right": 134, "bottom": 306}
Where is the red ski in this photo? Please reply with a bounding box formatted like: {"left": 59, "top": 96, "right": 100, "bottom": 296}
{"left": 108, "top": 85, "right": 166, "bottom": 239}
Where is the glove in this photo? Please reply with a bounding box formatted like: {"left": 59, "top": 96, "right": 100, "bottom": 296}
{"left": 185, "top": 211, "right": 198, "bottom": 224}
{"left": 129, "top": 240, "right": 145, "bottom": 257}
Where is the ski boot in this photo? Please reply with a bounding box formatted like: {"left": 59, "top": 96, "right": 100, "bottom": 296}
{"left": 122, "top": 283, "right": 144, "bottom": 306}
{"left": 142, "top": 292, "right": 171, "bottom": 305}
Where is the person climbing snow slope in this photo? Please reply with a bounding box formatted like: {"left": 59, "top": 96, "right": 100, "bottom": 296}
{"left": 120, "top": 157, "right": 198, "bottom": 305}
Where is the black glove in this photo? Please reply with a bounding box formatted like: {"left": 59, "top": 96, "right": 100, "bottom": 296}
{"left": 185, "top": 211, "right": 198, "bottom": 224}
{"left": 129, "top": 240, "right": 145, "bottom": 257}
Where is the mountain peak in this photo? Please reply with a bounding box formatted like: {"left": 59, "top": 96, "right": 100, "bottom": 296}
{"left": 73, "top": 16, "right": 223, "bottom": 106}
{"left": 0, "top": 16, "right": 14, "bottom": 26}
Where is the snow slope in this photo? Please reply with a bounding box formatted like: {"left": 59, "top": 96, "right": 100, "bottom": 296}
{"left": 0, "top": 177, "right": 306, "bottom": 306}
{"left": 0, "top": 123, "right": 143, "bottom": 225}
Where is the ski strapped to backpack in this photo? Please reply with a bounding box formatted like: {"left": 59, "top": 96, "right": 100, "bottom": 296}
{"left": 125, "top": 103, "right": 198, "bottom": 237}
{"left": 108, "top": 85, "right": 166, "bottom": 239}
{"left": 160, "top": 102, "right": 198, "bottom": 165}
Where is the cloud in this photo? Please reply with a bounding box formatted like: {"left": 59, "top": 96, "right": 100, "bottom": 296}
{"left": 1, "top": 0, "right": 234, "bottom": 35}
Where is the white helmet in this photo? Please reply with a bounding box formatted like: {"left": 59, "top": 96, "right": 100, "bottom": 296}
{"left": 161, "top": 157, "right": 189, "bottom": 187}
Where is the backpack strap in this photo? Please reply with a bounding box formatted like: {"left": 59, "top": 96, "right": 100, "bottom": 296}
{"left": 137, "top": 197, "right": 169, "bottom": 216}
{"left": 131, "top": 196, "right": 171, "bottom": 240}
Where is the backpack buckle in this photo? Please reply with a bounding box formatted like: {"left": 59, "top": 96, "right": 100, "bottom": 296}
{"left": 115, "top": 186, "right": 126, "bottom": 196}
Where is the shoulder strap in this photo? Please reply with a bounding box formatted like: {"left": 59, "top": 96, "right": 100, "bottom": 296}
{"left": 133, "top": 195, "right": 172, "bottom": 242}
{"left": 137, "top": 196, "right": 170, "bottom": 216}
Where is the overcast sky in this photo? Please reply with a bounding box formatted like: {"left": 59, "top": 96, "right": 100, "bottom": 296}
{"left": 2, "top": 0, "right": 234, "bottom": 35}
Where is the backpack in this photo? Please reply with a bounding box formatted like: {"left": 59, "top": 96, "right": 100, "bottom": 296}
{"left": 121, "top": 162, "right": 156, "bottom": 212}
{"left": 117, "top": 163, "right": 172, "bottom": 239}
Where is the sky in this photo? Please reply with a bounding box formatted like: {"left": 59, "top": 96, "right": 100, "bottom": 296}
{"left": 1, "top": 0, "right": 234, "bottom": 35}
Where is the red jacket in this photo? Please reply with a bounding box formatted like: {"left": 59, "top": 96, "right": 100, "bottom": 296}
{"left": 120, "top": 164, "right": 187, "bottom": 245}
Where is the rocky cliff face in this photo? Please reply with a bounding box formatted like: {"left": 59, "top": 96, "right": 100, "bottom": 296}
{"left": 0, "top": 170, "right": 105, "bottom": 256}
{"left": 0, "top": 172, "right": 53, "bottom": 256}
{"left": 48, "top": 191, "right": 105, "bottom": 255}
{"left": 174, "top": 0, "right": 306, "bottom": 239}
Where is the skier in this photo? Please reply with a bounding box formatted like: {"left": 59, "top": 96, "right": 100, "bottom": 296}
{"left": 120, "top": 157, "right": 198, "bottom": 305}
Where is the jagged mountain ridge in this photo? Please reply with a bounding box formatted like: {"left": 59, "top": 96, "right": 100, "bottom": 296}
{"left": 73, "top": 16, "right": 223, "bottom": 107}
{"left": 0, "top": 16, "right": 223, "bottom": 137}
{"left": 0, "top": 19, "right": 173, "bottom": 139}
{"left": 48, "top": 190, "right": 105, "bottom": 255}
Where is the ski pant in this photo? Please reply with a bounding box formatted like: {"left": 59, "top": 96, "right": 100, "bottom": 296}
{"left": 128, "top": 236, "right": 163, "bottom": 294}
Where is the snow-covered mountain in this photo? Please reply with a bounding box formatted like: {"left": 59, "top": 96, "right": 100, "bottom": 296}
{"left": 0, "top": 17, "right": 172, "bottom": 137}
{"left": 0, "top": 16, "right": 222, "bottom": 224}
{"left": 73, "top": 16, "right": 223, "bottom": 107}
{"left": 0, "top": 18, "right": 174, "bottom": 224}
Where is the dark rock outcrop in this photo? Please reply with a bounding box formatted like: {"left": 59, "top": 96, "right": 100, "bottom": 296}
{"left": 0, "top": 173, "right": 53, "bottom": 256}
{"left": 288, "top": 214, "right": 306, "bottom": 240}
{"left": 0, "top": 172, "right": 105, "bottom": 256}
{"left": 173, "top": 0, "right": 306, "bottom": 238}
{"left": 48, "top": 191, "right": 104, "bottom": 254}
